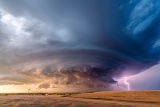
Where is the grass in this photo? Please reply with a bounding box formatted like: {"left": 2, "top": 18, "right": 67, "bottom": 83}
{"left": 69, "top": 90, "right": 160, "bottom": 104}
{"left": 0, "top": 90, "right": 159, "bottom": 107}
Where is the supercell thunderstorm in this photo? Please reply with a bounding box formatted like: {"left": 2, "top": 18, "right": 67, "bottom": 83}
{"left": 0, "top": 0, "right": 160, "bottom": 90}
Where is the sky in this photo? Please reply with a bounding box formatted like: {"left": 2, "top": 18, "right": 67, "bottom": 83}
{"left": 0, "top": 0, "right": 160, "bottom": 93}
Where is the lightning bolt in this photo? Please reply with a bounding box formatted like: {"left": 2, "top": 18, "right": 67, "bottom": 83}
{"left": 124, "top": 77, "right": 130, "bottom": 91}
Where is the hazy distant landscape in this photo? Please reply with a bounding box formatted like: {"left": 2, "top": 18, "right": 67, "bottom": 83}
{"left": 0, "top": 91, "right": 160, "bottom": 107}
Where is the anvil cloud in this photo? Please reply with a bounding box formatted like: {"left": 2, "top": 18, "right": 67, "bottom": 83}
{"left": 0, "top": 0, "right": 160, "bottom": 91}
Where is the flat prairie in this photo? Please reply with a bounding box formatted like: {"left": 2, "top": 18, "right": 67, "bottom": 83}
{"left": 0, "top": 90, "right": 160, "bottom": 107}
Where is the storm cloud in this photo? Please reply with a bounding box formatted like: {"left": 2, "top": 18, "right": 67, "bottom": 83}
{"left": 0, "top": 0, "right": 160, "bottom": 90}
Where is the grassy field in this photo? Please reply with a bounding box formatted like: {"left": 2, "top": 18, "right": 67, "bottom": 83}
{"left": 0, "top": 90, "right": 159, "bottom": 107}
{"left": 70, "top": 90, "right": 160, "bottom": 104}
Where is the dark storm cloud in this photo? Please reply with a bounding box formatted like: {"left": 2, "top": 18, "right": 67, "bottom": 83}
{"left": 0, "top": 0, "right": 160, "bottom": 89}
{"left": 12, "top": 49, "right": 152, "bottom": 88}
